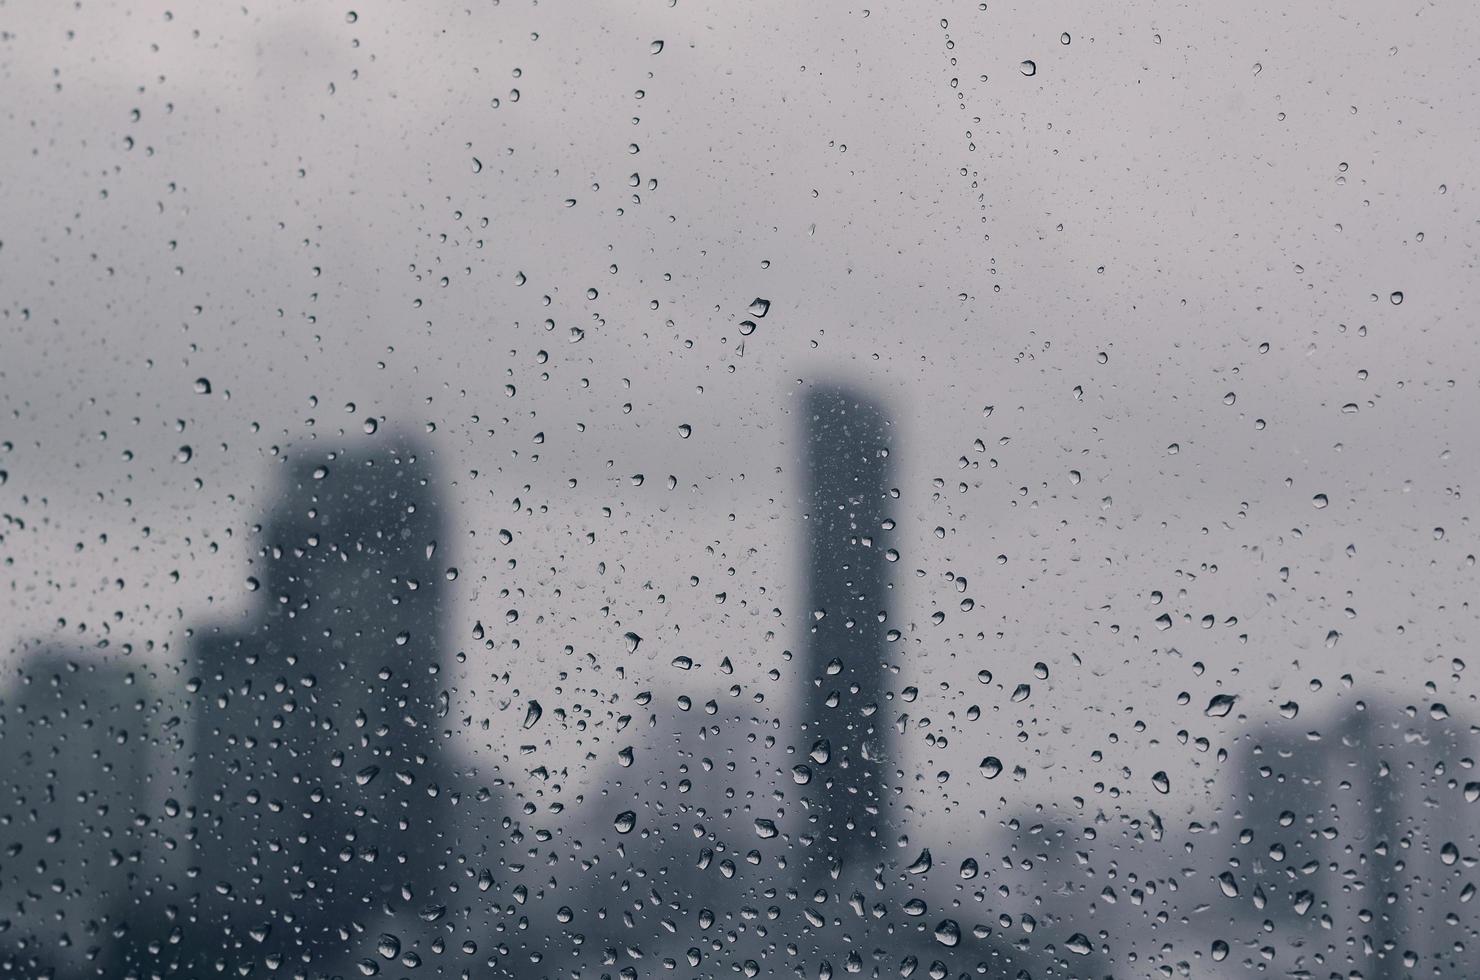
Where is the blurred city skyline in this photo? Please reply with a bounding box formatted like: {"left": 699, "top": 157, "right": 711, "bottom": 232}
{"left": 3, "top": 0, "right": 1478, "bottom": 976}
{"left": 5, "top": 389, "right": 1475, "bottom": 978}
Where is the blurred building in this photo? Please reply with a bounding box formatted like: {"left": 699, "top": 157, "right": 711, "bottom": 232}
{"left": 0, "top": 646, "right": 158, "bottom": 979}
{"left": 1219, "top": 700, "right": 1480, "bottom": 979}
{"left": 794, "top": 384, "right": 897, "bottom": 883}
{"left": 176, "top": 439, "right": 464, "bottom": 975}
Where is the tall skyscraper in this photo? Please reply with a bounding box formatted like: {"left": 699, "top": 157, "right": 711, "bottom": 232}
{"left": 796, "top": 384, "right": 896, "bottom": 880}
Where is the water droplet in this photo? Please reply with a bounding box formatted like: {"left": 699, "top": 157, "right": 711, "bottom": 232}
{"left": 1205, "top": 694, "right": 1237, "bottom": 717}
{"left": 905, "top": 849, "right": 932, "bottom": 874}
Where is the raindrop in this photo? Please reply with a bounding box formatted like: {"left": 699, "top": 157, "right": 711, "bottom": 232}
{"left": 1205, "top": 694, "right": 1237, "bottom": 717}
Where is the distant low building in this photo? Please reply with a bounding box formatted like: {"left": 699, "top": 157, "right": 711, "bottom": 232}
{"left": 0, "top": 646, "right": 157, "bottom": 979}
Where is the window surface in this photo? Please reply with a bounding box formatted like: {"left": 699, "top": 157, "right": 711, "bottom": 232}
{"left": 2, "top": 2, "right": 1477, "bottom": 979}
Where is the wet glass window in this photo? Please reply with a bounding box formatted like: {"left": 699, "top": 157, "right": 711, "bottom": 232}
{"left": 2, "top": 3, "right": 1476, "bottom": 980}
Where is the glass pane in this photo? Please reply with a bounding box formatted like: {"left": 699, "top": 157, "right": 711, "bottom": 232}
{"left": 2, "top": 2, "right": 1475, "bottom": 978}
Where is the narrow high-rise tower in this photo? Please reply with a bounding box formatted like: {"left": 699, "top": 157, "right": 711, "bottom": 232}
{"left": 796, "top": 385, "right": 896, "bottom": 879}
